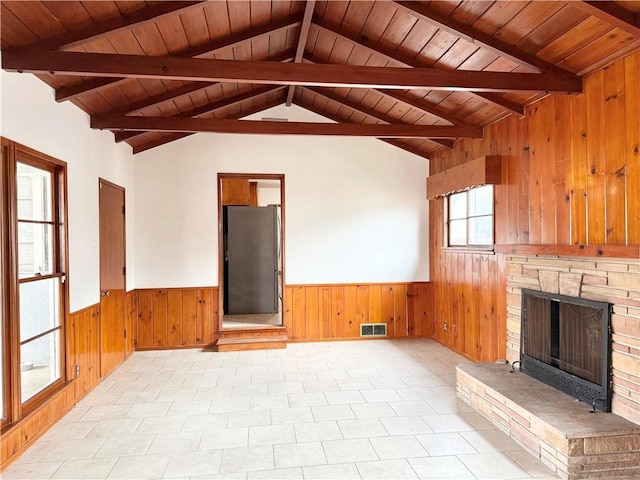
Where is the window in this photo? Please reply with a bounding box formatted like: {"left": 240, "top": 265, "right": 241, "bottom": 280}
{"left": 1, "top": 138, "right": 68, "bottom": 427}
{"left": 446, "top": 185, "right": 494, "bottom": 247}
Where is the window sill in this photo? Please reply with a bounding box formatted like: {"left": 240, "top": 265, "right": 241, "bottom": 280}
{"left": 442, "top": 246, "right": 496, "bottom": 255}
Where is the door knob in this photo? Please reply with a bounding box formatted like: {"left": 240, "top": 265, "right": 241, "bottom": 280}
{"left": 101, "top": 290, "right": 110, "bottom": 297}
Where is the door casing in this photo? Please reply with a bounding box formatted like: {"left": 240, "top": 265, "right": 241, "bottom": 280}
{"left": 217, "top": 173, "right": 285, "bottom": 332}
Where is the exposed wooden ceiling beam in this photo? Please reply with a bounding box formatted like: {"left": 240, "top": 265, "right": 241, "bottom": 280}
{"left": 53, "top": 14, "right": 303, "bottom": 102}
{"left": 392, "top": 1, "right": 579, "bottom": 78}
{"left": 92, "top": 51, "right": 295, "bottom": 126}
{"left": 303, "top": 55, "right": 483, "bottom": 134}
{"left": 94, "top": 116, "right": 478, "bottom": 138}
{"left": 376, "top": 89, "right": 484, "bottom": 136}
{"left": 303, "top": 86, "right": 459, "bottom": 148}
{"left": 293, "top": 98, "right": 432, "bottom": 159}
{"left": 572, "top": 1, "right": 640, "bottom": 37}
{"left": 132, "top": 98, "right": 286, "bottom": 154}
{"left": 4, "top": 51, "right": 583, "bottom": 93}
{"left": 471, "top": 92, "right": 524, "bottom": 116}
{"left": 109, "top": 85, "right": 287, "bottom": 142}
{"left": 3, "top": 1, "right": 205, "bottom": 59}
{"left": 312, "top": 19, "right": 525, "bottom": 116}
{"left": 56, "top": 78, "right": 125, "bottom": 103}
{"left": 286, "top": 0, "right": 316, "bottom": 106}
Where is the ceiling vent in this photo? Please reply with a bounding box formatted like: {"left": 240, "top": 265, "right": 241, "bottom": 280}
{"left": 360, "top": 323, "right": 387, "bottom": 337}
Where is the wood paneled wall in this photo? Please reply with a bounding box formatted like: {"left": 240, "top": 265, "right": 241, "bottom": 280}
{"left": 285, "top": 283, "right": 433, "bottom": 341}
{"left": 428, "top": 51, "right": 640, "bottom": 362}
{"left": 133, "top": 287, "right": 218, "bottom": 349}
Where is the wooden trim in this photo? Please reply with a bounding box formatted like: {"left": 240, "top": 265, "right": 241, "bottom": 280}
{"left": 2, "top": 51, "right": 584, "bottom": 93}
{"left": 70, "top": 303, "right": 101, "bottom": 317}
{"left": 0, "top": 138, "right": 11, "bottom": 429}
{"left": 426, "top": 155, "right": 503, "bottom": 199}
{"left": 5, "top": 141, "right": 19, "bottom": 425}
{"left": 494, "top": 244, "right": 640, "bottom": 259}
{"left": 135, "top": 286, "right": 216, "bottom": 293}
{"left": 286, "top": 281, "right": 431, "bottom": 288}
{"left": 441, "top": 247, "right": 496, "bottom": 255}
{"left": 288, "top": 335, "right": 432, "bottom": 344}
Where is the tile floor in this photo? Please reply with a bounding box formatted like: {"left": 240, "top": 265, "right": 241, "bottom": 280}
{"left": 3, "top": 339, "right": 559, "bottom": 480}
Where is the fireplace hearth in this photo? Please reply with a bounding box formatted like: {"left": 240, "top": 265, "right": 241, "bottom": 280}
{"left": 520, "top": 288, "right": 612, "bottom": 412}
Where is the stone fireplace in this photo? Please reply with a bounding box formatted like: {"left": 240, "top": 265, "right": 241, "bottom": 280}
{"left": 506, "top": 254, "right": 639, "bottom": 424}
{"left": 456, "top": 254, "right": 640, "bottom": 479}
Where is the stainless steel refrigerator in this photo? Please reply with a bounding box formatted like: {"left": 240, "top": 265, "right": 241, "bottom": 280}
{"left": 223, "top": 205, "right": 279, "bottom": 315}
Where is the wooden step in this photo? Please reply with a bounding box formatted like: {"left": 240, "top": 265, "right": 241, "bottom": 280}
{"left": 215, "top": 326, "right": 288, "bottom": 352}
{"left": 215, "top": 335, "right": 287, "bottom": 352}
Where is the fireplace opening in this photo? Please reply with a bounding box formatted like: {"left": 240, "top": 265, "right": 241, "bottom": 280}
{"left": 520, "top": 289, "right": 612, "bottom": 412}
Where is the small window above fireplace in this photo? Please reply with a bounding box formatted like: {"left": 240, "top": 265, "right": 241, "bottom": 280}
{"left": 520, "top": 289, "right": 612, "bottom": 412}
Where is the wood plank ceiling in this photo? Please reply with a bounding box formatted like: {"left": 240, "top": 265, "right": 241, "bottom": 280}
{"left": 2, "top": 1, "right": 639, "bottom": 158}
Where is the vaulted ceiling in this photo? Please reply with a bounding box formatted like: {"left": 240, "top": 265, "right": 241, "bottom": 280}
{"left": 2, "top": 1, "right": 639, "bottom": 158}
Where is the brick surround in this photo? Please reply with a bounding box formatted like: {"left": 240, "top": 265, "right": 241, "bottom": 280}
{"left": 455, "top": 255, "right": 640, "bottom": 479}
{"left": 505, "top": 255, "right": 640, "bottom": 426}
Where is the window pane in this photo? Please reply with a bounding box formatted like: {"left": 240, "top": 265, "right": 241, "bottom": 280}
{"left": 19, "top": 278, "right": 60, "bottom": 342}
{"left": 17, "top": 162, "right": 52, "bottom": 222}
{"left": 18, "top": 222, "right": 53, "bottom": 278}
{"left": 469, "top": 185, "right": 493, "bottom": 216}
{"left": 21, "top": 330, "right": 61, "bottom": 402}
{"left": 469, "top": 216, "right": 494, "bottom": 245}
{"left": 449, "top": 192, "right": 467, "bottom": 219}
{"left": 449, "top": 219, "right": 467, "bottom": 246}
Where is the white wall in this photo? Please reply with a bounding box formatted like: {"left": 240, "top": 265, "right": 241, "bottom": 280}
{"left": 134, "top": 104, "right": 429, "bottom": 288}
{"left": 0, "top": 68, "right": 135, "bottom": 311}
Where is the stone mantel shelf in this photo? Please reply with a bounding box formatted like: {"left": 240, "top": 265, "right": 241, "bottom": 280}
{"left": 495, "top": 244, "right": 640, "bottom": 259}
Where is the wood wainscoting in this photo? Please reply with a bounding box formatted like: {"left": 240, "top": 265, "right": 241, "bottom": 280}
{"left": 285, "top": 283, "right": 433, "bottom": 341}
{"left": 133, "top": 287, "right": 218, "bottom": 349}
{"left": 3, "top": 302, "right": 104, "bottom": 469}
{"left": 130, "top": 283, "right": 433, "bottom": 349}
{"left": 67, "top": 304, "right": 101, "bottom": 400}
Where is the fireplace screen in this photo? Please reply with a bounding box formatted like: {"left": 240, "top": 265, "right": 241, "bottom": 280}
{"left": 520, "top": 289, "right": 612, "bottom": 412}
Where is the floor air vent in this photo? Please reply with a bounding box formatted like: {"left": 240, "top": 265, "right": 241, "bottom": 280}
{"left": 360, "top": 323, "right": 387, "bottom": 337}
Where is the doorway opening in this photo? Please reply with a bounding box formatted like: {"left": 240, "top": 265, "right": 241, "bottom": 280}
{"left": 217, "top": 174, "right": 284, "bottom": 331}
